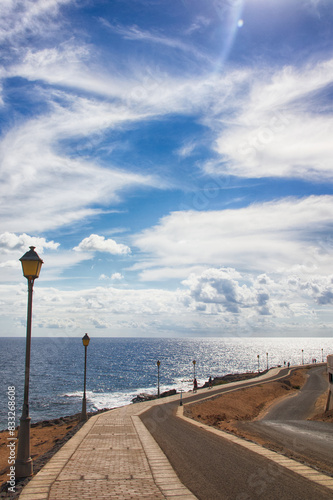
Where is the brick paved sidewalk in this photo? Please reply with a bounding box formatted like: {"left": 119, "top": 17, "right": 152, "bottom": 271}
{"left": 18, "top": 368, "right": 285, "bottom": 500}
{"left": 18, "top": 395, "right": 197, "bottom": 500}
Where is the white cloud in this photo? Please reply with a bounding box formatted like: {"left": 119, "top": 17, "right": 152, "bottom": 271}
{"left": 111, "top": 273, "right": 124, "bottom": 281}
{"left": 182, "top": 267, "right": 333, "bottom": 320}
{"left": 176, "top": 141, "right": 196, "bottom": 158}
{"left": 132, "top": 195, "right": 333, "bottom": 280}
{"left": 207, "top": 58, "right": 333, "bottom": 180}
{"left": 0, "top": 0, "right": 71, "bottom": 45}
{"left": 100, "top": 20, "right": 210, "bottom": 62}
{"left": 0, "top": 99, "right": 160, "bottom": 234}
{"left": 0, "top": 232, "right": 59, "bottom": 253}
{"left": 74, "top": 234, "right": 131, "bottom": 255}
{"left": 2, "top": 266, "right": 332, "bottom": 337}
{"left": 99, "top": 273, "right": 125, "bottom": 281}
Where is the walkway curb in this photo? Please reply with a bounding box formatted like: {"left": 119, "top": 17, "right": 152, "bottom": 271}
{"left": 177, "top": 394, "right": 333, "bottom": 493}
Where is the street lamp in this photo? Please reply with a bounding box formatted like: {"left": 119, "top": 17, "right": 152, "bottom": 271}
{"left": 157, "top": 360, "right": 161, "bottom": 397}
{"left": 302, "top": 349, "right": 304, "bottom": 365}
{"left": 16, "top": 246, "right": 43, "bottom": 478}
{"left": 322, "top": 348, "right": 324, "bottom": 363}
{"left": 81, "top": 333, "right": 90, "bottom": 421}
{"left": 266, "top": 352, "right": 269, "bottom": 371}
{"left": 257, "top": 354, "right": 260, "bottom": 373}
{"left": 193, "top": 360, "right": 197, "bottom": 392}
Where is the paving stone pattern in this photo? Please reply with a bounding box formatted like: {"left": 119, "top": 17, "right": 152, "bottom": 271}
{"left": 18, "top": 395, "right": 197, "bottom": 500}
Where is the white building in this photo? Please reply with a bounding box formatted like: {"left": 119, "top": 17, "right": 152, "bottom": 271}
{"left": 326, "top": 354, "right": 333, "bottom": 411}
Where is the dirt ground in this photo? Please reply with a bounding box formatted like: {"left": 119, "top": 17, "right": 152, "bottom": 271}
{"left": 185, "top": 369, "right": 306, "bottom": 431}
{"left": 185, "top": 369, "right": 332, "bottom": 436}
{"left": 0, "top": 414, "right": 81, "bottom": 491}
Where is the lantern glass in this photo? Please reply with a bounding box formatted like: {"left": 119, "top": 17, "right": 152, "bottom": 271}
{"left": 20, "top": 246, "right": 43, "bottom": 280}
{"left": 82, "top": 334, "right": 90, "bottom": 347}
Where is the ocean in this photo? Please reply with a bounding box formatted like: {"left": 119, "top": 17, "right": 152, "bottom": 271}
{"left": 0, "top": 336, "right": 331, "bottom": 431}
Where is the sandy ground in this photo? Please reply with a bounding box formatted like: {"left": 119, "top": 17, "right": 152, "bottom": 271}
{"left": 1, "top": 368, "right": 331, "bottom": 494}
{"left": 184, "top": 369, "right": 308, "bottom": 432}
{"left": 185, "top": 369, "right": 333, "bottom": 434}
{"left": 0, "top": 414, "right": 82, "bottom": 490}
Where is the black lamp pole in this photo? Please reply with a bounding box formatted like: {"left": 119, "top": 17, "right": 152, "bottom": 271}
{"left": 16, "top": 247, "right": 43, "bottom": 478}
{"left": 157, "top": 360, "right": 161, "bottom": 397}
{"left": 81, "top": 334, "right": 90, "bottom": 421}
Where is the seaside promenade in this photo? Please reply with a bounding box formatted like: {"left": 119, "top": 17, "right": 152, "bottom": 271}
{"left": 18, "top": 367, "right": 333, "bottom": 500}
{"left": 18, "top": 391, "right": 196, "bottom": 500}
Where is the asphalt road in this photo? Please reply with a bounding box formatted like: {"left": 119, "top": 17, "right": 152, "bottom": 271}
{"left": 238, "top": 365, "right": 333, "bottom": 475}
{"left": 262, "top": 365, "right": 328, "bottom": 420}
{"left": 140, "top": 366, "right": 332, "bottom": 500}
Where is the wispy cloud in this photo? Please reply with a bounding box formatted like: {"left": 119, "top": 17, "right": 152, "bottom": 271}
{"left": 0, "top": 0, "right": 71, "bottom": 46}
{"left": 0, "top": 96, "right": 161, "bottom": 234}
{"left": 132, "top": 195, "right": 333, "bottom": 280}
{"left": 206, "top": 58, "right": 333, "bottom": 181}
{"left": 99, "top": 19, "right": 211, "bottom": 62}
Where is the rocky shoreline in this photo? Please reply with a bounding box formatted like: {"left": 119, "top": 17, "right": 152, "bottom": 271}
{"left": 131, "top": 371, "right": 265, "bottom": 403}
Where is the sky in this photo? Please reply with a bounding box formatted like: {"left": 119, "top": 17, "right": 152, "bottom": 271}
{"left": 0, "top": 0, "right": 333, "bottom": 338}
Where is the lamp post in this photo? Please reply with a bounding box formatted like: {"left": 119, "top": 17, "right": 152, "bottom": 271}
{"left": 322, "top": 348, "right": 324, "bottom": 363}
{"left": 193, "top": 360, "right": 197, "bottom": 392}
{"left": 16, "top": 246, "right": 43, "bottom": 478}
{"left": 157, "top": 360, "right": 161, "bottom": 397}
{"left": 302, "top": 349, "right": 304, "bottom": 365}
{"left": 81, "top": 333, "right": 90, "bottom": 421}
{"left": 266, "top": 352, "right": 269, "bottom": 371}
{"left": 257, "top": 354, "right": 260, "bottom": 373}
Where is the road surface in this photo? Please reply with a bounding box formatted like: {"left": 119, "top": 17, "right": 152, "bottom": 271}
{"left": 141, "top": 366, "right": 332, "bottom": 500}
{"left": 238, "top": 365, "right": 332, "bottom": 475}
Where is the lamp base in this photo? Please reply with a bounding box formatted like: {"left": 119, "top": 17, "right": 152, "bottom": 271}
{"left": 81, "top": 397, "right": 87, "bottom": 421}
{"left": 16, "top": 416, "right": 33, "bottom": 478}
{"left": 15, "top": 458, "right": 33, "bottom": 479}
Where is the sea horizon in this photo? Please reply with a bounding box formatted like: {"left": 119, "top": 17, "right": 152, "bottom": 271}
{"left": 1, "top": 336, "right": 331, "bottom": 430}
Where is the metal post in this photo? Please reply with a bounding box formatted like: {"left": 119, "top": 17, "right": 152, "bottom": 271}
{"left": 81, "top": 345, "right": 88, "bottom": 421}
{"left": 302, "top": 349, "right": 304, "bottom": 365}
{"left": 266, "top": 352, "right": 268, "bottom": 371}
{"left": 157, "top": 360, "right": 160, "bottom": 398}
{"left": 257, "top": 354, "right": 260, "bottom": 373}
{"left": 16, "top": 279, "right": 34, "bottom": 478}
{"left": 193, "top": 360, "right": 196, "bottom": 392}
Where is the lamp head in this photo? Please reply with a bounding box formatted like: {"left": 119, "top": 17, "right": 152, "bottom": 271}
{"left": 82, "top": 333, "right": 90, "bottom": 347}
{"left": 20, "top": 246, "right": 43, "bottom": 280}
{"left": 157, "top": 360, "right": 160, "bottom": 367}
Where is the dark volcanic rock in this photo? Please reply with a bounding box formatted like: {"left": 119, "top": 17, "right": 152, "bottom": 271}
{"left": 131, "top": 388, "right": 177, "bottom": 403}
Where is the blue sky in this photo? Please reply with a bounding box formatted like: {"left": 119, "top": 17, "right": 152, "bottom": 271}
{"left": 1, "top": 0, "right": 333, "bottom": 338}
